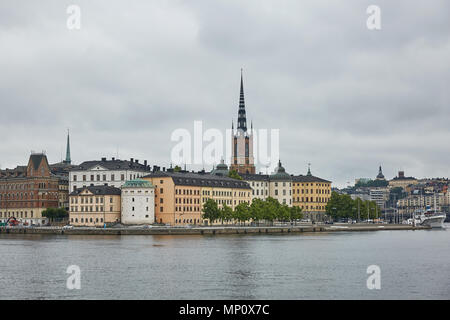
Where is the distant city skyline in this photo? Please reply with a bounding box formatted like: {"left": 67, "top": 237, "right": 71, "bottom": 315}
{"left": 1, "top": 1, "right": 449, "bottom": 188}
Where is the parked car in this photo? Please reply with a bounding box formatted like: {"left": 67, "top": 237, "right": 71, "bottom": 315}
{"left": 62, "top": 225, "right": 73, "bottom": 230}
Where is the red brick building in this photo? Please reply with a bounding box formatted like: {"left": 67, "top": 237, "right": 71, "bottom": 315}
{"left": 0, "top": 153, "right": 68, "bottom": 225}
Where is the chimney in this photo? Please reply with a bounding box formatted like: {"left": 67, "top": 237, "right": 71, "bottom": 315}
{"left": 135, "top": 159, "right": 139, "bottom": 163}
{"left": 130, "top": 158, "right": 134, "bottom": 163}
{"left": 144, "top": 160, "right": 147, "bottom": 166}
{"left": 163, "top": 167, "right": 166, "bottom": 172}
{"left": 112, "top": 157, "right": 115, "bottom": 161}
{"left": 153, "top": 165, "right": 157, "bottom": 172}
{"left": 399, "top": 171, "right": 405, "bottom": 178}
{"left": 101, "top": 157, "right": 106, "bottom": 162}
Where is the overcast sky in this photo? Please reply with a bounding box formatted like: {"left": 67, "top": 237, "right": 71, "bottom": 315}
{"left": 1, "top": 0, "right": 449, "bottom": 187}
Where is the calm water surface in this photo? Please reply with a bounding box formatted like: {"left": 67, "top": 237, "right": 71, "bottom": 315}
{"left": 1, "top": 226, "right": 449, "bottom": 299}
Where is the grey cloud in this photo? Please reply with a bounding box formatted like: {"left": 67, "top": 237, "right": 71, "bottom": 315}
{"left": 0, "top": 0, "right": 449, "bottom": 187}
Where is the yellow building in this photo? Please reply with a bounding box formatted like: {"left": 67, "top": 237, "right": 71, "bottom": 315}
{"left": 292, "top": 170, "right": 332, "bottom": 221}
{"left": 389, "top": 171, "right": 418, "bottom": 190}
{"left": 143, "top": 170, "right": 252, "bottom": 226}
{"left": 69, "top": 185, "right": 121, "bottom": 227}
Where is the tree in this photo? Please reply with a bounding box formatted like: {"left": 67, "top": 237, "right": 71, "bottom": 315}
{"left": 234, "top": 202, "right": 251, "bottom": 225}
{"left": 289, "top": 206, "right": 303, "bottom": 224}
{"left": 42, "top": 208, "right": 68, "bottom": 222}
{"left": 262, "top": 197, "right": 280, "bottom": 225}
{"left": 277, "top": 204, "right": 291, "bottom": 222}
{"left": 174, "top": 165, "right": 181, "bottom": 172}
{"left": 221, "top": 204, "right": 233, "bottom": 224}
{"left": 250, "top": 198, "right": 265, "bottom": 225}
{"left": 326, "top": 192, "right": 380, "bottom": 221}
{"left": 202, "top": 199, "right": 220, "bottom": 224}
{"left": 228, "top": 170, "right": 243, "bottom": 180}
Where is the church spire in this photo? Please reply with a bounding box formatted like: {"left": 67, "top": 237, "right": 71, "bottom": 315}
{"left": 64, "top": 129, "right": 71, "bottom": 164}
{"left": 307, "top": 163, "right": 312, "bottom": 176}
{"left": 237, "top": 68, "right": 247, "bottom": 132}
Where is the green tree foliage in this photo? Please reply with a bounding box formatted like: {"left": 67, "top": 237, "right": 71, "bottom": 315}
{"left": 203, "top": 197, "right": 305, "bottom": 226}
{"left": 289, "top": 206, "right": 303, "bottom": 222}
{"left": 42, "top": 208, "right": 69, "bottom": 222}
{"left": 228, "top": 170, "right": 243, "bottom": 180}
{"left": 173, "top": 165, "right": 181, "bottom": 172}
{"left": 326, "top": 192, "right": 380, "bottom": 221}
{"left": 202, "top": 199, "right": 220, "bottom": 223}
{"left": 221, "top": 204, "right": 233, "bottom": 223}
{"left": 234, "top": 202, "right": 251, "bottom": 225}
{"left": 355, "top": 179, "right": 388, "bottom": 188}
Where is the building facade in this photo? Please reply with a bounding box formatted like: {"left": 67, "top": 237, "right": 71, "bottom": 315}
{"left": 69, "top": 157, "right": 151, "bottom": 192}
{"left": 241, "top": 174, "right": 270, "bottom": 201}
{"left": 143, "top": 169, "right": 252, "bottom": 226}
{"left": 269, "top": 161, "right": 292, "bottom": 206}
{"left": 292, "top": 167, "right": 332, "bottom": 221}
{"left": 369, "top": 188, "right": 389, "bottom": 210}
{"left": 389, "top": 171, "right": 418, "bottom": 189}
{"left": 69, "top": 185, "right": 121, "bottom": 227}
{"left": 121, "top": 179, "right": 155, "bottom": 225}
{"left": 230, "top": 70, "right": 256, "bottom": 174}
{"left": 0, "top": 153, "right": 66, "bottom": 225}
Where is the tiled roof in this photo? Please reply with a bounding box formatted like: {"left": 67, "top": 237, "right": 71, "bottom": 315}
{"left": 144, "top": 171, "right": 251, "bottom": 189}
{"left": 69, "top": 185, "right": 121, "bottom": 196}
{"left": 241, "top": 173, "right": 270, "bottom": 181}
{"left": 71, "top": 159, "right": 150, "bottom": 172}
{"left": 292, "top": 175, "right": 331, "bottom": 183}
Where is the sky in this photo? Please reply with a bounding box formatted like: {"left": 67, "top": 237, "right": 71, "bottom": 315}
{"left": 0, "top": 0, "right": 449, "bottom": 188}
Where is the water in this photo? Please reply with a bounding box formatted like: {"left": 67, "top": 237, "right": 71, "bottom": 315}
{"left": 1, "top": 226, "right": 449, "bottom": 299}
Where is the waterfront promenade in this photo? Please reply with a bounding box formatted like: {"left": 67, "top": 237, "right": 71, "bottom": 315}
{"left": 0, "top": 224, "right": 429, "bottom": 236}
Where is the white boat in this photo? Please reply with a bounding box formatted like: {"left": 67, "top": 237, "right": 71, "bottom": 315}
{"left": 412, "top": 205, "right": 446, "bottom": 229}
{"left": 418, "top": 212, "right": 446, "bottom": 228}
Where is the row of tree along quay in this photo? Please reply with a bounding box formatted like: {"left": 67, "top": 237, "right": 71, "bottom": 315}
{"left": 325, "top": 192, "right": 381, "bottom": 221}
{"left": 202, "top": 197, "right": 303, "bottom": 226}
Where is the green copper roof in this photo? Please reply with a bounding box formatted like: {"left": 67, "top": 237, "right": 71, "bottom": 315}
{"left": 122, "top": 179, "right": 154, "bottom": 188}
{"left": 211, "top": 159, "right": 229, "bottom": 176}
{"left": 270, "top": 160, "right": 292, "bottom": 181}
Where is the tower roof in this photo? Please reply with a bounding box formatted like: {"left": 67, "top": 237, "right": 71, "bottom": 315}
{"left": 237, "top": 69, "right": 247, "bottom": 132}
{"left": 64, "top": 129, "right": 71, "bottom": 164}
{"left": 376, "top": 165, "right": 385, "bottom": 180}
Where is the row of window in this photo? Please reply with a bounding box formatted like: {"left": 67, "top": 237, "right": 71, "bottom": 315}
{"left": 70, "top": 196, "right": 114, "bottom": 204}
{"left": 71, "top": 217, "right": 104, "bottom": 223}
{"left": 294, "top": 197, "right": 330, "bottom": 203}
{"left": 0, "top": 211, "right": 34, "bottom": 218}
{"left": 0, "top": 182, "right": 57, "bottom": 190}
{"left": 176, "top": 189, "right": 200, "bottom": 196}
{"left": 175, "top": 206, "right": 200, "bottom": 212}
{"left": 293, "top": 189, "right": 330, "bottom": 194}
{"left": 70, "top": 206, "right": 115, "bottom": 212}
{"left": 175, "top": 218, "right": 200, "bottom": 224}
{"left": 175, "top": 197, "right": 200, "bottom": 204}
{"left": 72, "top": 173, "right": 144, "bottom": 182}
{"left": 0, "top": 192, "right": 58, "bottom": 200}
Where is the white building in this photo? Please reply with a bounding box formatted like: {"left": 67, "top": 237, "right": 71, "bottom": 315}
{"left": 121, "top": 179, "right": 155, "bottom": 225}
{"left": 369, "top": 188, "right": 389, "bottom": 210}
{"left": 269, "top": 161, "right": 292, "bottom": 207}
{"left": 241, "top": 174, "right": 270, "bottom": 201}
{"left": 69, "top": 157, "right": 151, "bottom": 192}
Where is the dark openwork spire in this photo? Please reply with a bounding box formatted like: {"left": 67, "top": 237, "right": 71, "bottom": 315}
{"left": 237, "top": 68, "right": 247, "bottom": 132}
{"left": 64, "top": 129, "right": 71, "bottom": 164}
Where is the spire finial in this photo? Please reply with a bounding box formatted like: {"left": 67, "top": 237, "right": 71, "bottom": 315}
{"left": 307, "top": 163, "right": 312, "bottom": 176}
{"left": 64, "top": 128, "right": 71, "bottom": 164}
{"left": 237, "top": 69, "right": 247, "bottom": 132}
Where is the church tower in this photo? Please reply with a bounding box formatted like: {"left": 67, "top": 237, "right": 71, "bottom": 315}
{"left": 230, "top": 70, "right": 255, "bottom": 174}
{"left": 63, "top": 129, "right": 71, "bottom": 165}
